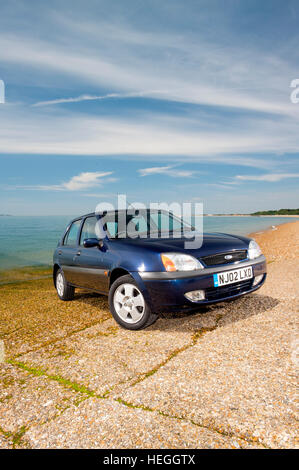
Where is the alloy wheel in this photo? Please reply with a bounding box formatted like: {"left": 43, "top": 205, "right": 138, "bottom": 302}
{"left": 56, "top": 272, "right": 64, "bottom": 297}
{"left": 113, "top": 283, "right": 145, "bottom": 324}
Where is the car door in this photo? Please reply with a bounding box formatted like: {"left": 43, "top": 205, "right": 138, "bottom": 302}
{"left": 59, "top": 219, "right": 82, "bottom": 285}
{"left": 73, "top": 216, "right": 109, "bottom": 292}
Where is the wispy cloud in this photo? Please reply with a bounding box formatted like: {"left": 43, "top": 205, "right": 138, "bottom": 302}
{"left": 0, "top": 5, "right": 298, "bottom": 167}
{"left": 1, "top": 15, "right": 298, "bottom": 117}
{"left": 32, "top": 90, "right": 163, "bottom": 107}
{"left": 62, "top": 171, "right": 113, "bottom": 190}
{"left": 235, "top": 173, "right": 299, "bottom": 182}
{"left": 204, "top": 183, "right": 237, "bottom": 190}
{"left": 218, "top": 180, "right": 242, "bottom": 186}
{"left": 12, "top": 171, "right": 113, "bottom": 191}
{"left": 1, "top": 105, "right": 295, "bottom": 169}
{"left": 138, "top": 166, "right": 195, "bottom": 177}
{"left": 81, "top": 192, "right": 116, "bottom": 197}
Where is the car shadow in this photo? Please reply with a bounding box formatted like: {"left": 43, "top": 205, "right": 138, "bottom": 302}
{"left": 147, "top": 293, "right": 280, "bottom": 332}
{"left": 73, "top": 290, "right": 107, "bottom": 306}
{"left": 74, "top": 289, "right": 279, "bottom": 334}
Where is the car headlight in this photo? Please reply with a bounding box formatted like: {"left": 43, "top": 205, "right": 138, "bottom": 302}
{"left": 161, "top": 253, "right": 204, "bottom": 272}
{"left": 248, "top": 240, "right": 262, "bottom": 260}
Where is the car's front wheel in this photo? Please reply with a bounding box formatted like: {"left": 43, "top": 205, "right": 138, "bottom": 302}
{"left": 109, "top": 275, "right": 157, "bottom": 330}
{"left": 56, "top": 268, "right": 75, "bottom": 301}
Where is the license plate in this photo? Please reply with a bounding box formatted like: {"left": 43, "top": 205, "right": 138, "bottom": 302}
{"left": 213, "top": 266, "right": 253, "bottom": 287}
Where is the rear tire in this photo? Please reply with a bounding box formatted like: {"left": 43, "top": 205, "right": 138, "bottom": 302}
{"left": 109, "top": 275, "right": 157, "bottom": 330}
{"left": 56, "top": 268, "right": 75, "bottom": 301}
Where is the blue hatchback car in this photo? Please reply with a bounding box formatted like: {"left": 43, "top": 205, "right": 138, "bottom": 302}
{"left": 53, "top": 209, "right": 267, "bottom": 330}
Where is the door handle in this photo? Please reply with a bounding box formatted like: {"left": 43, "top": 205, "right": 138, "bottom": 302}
{"left": 73, "top": 250, "right": 81, "bottom": 262}
{"left": 58, "top": 250, "right": 62, "bottom": 255}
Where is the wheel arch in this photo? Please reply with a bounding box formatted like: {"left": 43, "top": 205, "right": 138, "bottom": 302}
{"left": 109, "top": 267, "right": 130, "bottom": 287}
{"left": 53, "top": 263, "right": 61, "bottom": 287}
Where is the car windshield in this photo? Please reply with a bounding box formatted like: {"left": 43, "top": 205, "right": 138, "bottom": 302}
{"left": 100, "top": 210, "right": 195, "bottom": 239}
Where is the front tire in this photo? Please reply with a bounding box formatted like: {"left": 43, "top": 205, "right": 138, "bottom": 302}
{"left": 109, "top": 275, "right": 157, "bottom": 330}
{"left": 56, "top": 268, "right": 75, "bottom": 301}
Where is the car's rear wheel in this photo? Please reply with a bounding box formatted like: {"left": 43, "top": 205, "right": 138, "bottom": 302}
{"left": 56, "top": 268, "right": 75, "bottom": 301}
{"left": 109, "top": 275, "right": 157, "bottom": 330}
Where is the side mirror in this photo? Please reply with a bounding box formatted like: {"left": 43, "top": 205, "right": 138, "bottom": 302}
{"left": 83, "top": 238, "right": 101, "bottom": 248}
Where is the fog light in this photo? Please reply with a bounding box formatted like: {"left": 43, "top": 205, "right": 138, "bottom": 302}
{"left": 253, "top": 274, "right": 264, "bottom": 286}
{"left": 184, "top": 290, "right": 205, "bottom": 302}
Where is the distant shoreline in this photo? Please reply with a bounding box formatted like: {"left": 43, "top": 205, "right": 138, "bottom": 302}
{"left": 248, "top": 220, "right": 299, "bottom": 262}
{"left": 248, "top": 218, "right": 298, "bottom": 237}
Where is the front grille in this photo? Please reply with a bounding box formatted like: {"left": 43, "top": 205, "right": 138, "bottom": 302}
{"left": 205, "top": 279, "right": 253, "bottom": 301}
{"left": 201, "top": 250, "right": 247, "bottom": 266}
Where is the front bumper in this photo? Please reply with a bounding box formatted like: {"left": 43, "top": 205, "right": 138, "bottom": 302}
{"left": 134, "top": 255, "right": 267, "bottom": 313}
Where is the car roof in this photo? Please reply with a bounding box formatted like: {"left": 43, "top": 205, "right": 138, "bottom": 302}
{"left": 69, "top": 208, "right": 170, "bottom": 224}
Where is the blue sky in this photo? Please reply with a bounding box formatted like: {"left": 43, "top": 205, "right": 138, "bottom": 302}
{"left": 0, "top": 0, "right": 298, "bottom": 215}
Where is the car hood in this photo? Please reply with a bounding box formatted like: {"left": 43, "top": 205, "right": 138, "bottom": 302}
{"left": 115, "top": 232, "right": 250, "bottom": 258}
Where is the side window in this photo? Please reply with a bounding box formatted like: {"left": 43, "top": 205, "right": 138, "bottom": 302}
{"left": 128, "top": 215, "right": 148, "bottom": 234}
{"left": 64, "top": 220, "right": 81, "bottom": 246}
{"left": 106, "top": 221, "right": 118, "bottom": 238}
{"left": 80, "top": 217, "right": 98, "bottom": 245}
{"left": 150, "top": 212, "right": 182, "bottom": 232}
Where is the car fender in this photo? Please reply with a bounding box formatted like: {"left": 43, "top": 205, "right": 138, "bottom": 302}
{"left": 129, "top": 271, "right": 156, "bottom": 311}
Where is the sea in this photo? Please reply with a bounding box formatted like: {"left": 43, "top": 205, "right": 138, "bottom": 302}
{"left": 0, "top": 215, "right": 298, "bottom": 271}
